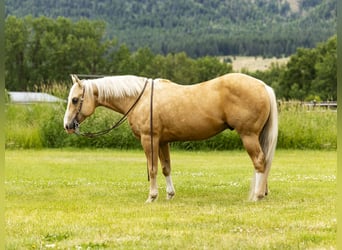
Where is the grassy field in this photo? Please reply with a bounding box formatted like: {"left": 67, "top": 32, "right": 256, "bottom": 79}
{"left": 5, "top": 149, "right": 336, "bottom": 249}
{"left": 220, "top": 56, "right": 290, "bottom": 72}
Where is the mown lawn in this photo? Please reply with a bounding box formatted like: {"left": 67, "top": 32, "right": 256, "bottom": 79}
{"left": 5, "top": 149, "right": 336, "bottom": 249}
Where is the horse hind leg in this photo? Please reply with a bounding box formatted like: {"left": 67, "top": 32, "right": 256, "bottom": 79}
{"left": 159, "top": 143, "right": 175, "bottom": 200}
{"left": 240, "top": 134, "right": 268, "bottom": 201}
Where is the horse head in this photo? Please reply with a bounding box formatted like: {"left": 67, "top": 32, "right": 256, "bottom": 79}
{"left": 63, "top": 74, "right": 96, "bottom": 134}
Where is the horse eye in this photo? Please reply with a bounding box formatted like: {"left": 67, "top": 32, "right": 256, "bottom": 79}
{"left": 72, "top": 97, "right": 78, "bottom": 105}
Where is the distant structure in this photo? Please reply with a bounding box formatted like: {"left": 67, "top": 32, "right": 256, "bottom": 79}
{"left": 8, "top": 92, "right": 66, "bottom": 104}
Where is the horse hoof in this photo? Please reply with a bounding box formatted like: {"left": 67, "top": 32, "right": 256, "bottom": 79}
{"left": 145, "top": 194, "right": 158, "bottom": 203}
{"left": 166, "top": 192, "right": 175, "bottom": 200}
{"left": 250, "top": 193, "right": 266, "bottom": 202}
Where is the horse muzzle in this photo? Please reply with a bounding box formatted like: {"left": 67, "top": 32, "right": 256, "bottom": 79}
{"left": 64, "top": 119, "right": 80, "bottom": 134}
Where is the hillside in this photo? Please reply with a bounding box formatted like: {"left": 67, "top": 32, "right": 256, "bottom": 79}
{"left": 5, "top": 0, "right": 336, "bottom": 57}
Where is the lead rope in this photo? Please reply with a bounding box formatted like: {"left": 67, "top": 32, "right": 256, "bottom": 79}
{"left": 148, "top": 79, "right": 154, "bottom": 182}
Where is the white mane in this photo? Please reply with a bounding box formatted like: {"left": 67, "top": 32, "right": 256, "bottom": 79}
{"left": 83, "top": 75, "right": 147, "bottom": 102}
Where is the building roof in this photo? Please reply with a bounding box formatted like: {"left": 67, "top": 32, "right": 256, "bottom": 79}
{"left": 8, "top": 92, "right": 66, "bottom": 104}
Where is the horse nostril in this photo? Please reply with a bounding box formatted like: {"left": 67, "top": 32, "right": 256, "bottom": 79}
{"left": 65, "top": 121, "right": 76, "bottom": 130}
{"left": 65, "top": 123, "right": 74, "bottom": 130}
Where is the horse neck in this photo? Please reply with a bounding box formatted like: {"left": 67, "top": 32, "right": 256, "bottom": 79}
{"left": 89, "top": 82, "right": 140, "bottom": 115}
{"left": 99, "top": 96, "right": 138, "bottom": 114}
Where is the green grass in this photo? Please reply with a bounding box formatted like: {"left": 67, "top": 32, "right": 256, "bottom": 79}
{"left": 278, "top": 104, "right": 337, "bottom": 149}
{"left": 5, "top": 149, "right": 336, "bottom": 249}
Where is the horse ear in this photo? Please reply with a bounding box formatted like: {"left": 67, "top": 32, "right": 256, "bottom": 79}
{"left": 70, "top": 74, "right": 82, "bottom": 87}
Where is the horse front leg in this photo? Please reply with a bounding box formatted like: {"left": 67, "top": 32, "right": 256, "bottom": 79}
{"left": 159, "top": 143, "right": 175, "bottom": 200}
{"left": 141, "top": 135, "right": 159, "bottom": 203}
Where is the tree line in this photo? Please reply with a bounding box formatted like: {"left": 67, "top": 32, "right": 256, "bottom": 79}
{"left": 251, "top": 35, "right": 336, "bottom": 101}
{"left": 5, "top": 16, "right": 336, "bottom": 101}
{"left": 5, "top": 16, "right": 232, "bottom": 91}
{"left": 5, "top": 0, "right": 336, "bottom": 57}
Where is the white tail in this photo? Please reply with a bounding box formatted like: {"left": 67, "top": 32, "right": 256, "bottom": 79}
{"left": 260, "top": 85, "right": 278, "bottom": 173}
{"left": 260, "top": 85, "right": 278, "bottom": 196}
{"left": 250, "top": 85, "right": 278, "bottom": 200}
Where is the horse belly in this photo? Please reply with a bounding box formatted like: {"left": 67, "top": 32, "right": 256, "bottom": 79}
{"left": 160, "top": 115, "right": 227, "bottom": 142}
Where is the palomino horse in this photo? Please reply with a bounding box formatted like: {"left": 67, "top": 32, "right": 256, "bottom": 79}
{"left": 64, "top": 73, "right": 278, "bottom": 202}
